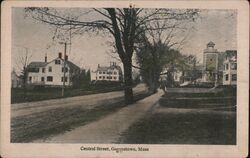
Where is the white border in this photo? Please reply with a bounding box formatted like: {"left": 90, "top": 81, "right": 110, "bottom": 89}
{"left": 1, "top": 1, "right": 249, "bottom": 158}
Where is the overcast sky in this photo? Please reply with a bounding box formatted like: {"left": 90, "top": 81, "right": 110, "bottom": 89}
{"left": 12, "top": 8, "right": 237, "bottom": 73}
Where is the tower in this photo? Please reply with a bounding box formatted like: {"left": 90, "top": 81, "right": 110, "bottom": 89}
{"left": 202, "top": 41, "right": 219, "bottom": 83}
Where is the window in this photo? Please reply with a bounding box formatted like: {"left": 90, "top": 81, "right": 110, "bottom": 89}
{"left": 99, "top": 71, "right": 102, "bottom": 74}
{"left": 55, "top": 60, "right": 61, "bottom": 64}
{"left": 47, "top": 76, "right": 53, "bottom": 82}
{"left": 225, "top": 64, "right": 229, "bottom": 70}
{"left": 28, "top": 68, "right": 39, "bottom": 73}
{"left": 114, "top": 72, "right": 117, "bottom": 75}
{"left": 99, "top": 76, "right": 102, "bottom": 79}
{"left": 61, "top": 77, "right": 68, "bottom": 82}
{"left": 103, "top": 76, "right": 105, "bottom": 79}
{"left": 41, "top": 77, "right": 44, "bottom": 82}
{"left": 114, "top": 77, "right": 117, "bottom": 80}
{"left": 231, "top": 63, "right": 237, "bottom": 70}
{"left": 49, "top": 67, "right": 52, "bottom": 72}
{"left": 103, "top": 71, "right": 106, "bottom": 74}
{"left": 232, "top": 74, "right": 237, "bottom": 81}
{"left": 62, "top": 67, "right": 68, "bottom": 72}
{"left": 225, "top": 74, "right": 229, "bottom": 81}
{"left": 42, "top": 68, "right": 45, "bottom": 73}
{"left": 29, "top": 76, "right": 32, "bottom": 81}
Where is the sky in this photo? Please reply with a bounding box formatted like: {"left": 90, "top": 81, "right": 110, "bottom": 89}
{"left": 12, "top": 8, "right": 237, "bottom": 74}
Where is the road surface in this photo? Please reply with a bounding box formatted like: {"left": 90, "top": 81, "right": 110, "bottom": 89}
{"left": 33, "top": 90, "right": 163, "bottom": 143}
{"left": 11, "top": 84, "right": 147, "bottom": 118}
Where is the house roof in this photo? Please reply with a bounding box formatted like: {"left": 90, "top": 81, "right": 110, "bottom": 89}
{"left": 27, "top": 58, "right": 80, "bottom": 70}
{"left": 64, "top": 60, "right": 80, "bottom": 70}
{"left": 207, "top": 41, "right": 215, "bottom": 46}
{"left": 27, "top": 62, "right": 47, "bottom": 68}
{"left": 97, "top": 66, "right": 109, "bottom": 71}
{"left": 225, "top": 50, "right": 237, "bottom": 57}
{"left": 97, "top": 65, "right": 122, "bottom": 73}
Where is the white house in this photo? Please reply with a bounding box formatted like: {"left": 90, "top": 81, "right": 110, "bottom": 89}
{"left": 223, "top": 50, "right": 237, "bottom": 85}
{"left": 27, "top": 53, "right": 80, "bottom": 86}
{"left": 91, "top": 62, "right": 122, "bottom": 82}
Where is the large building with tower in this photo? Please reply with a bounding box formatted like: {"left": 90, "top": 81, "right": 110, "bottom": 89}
{"left": 202, "top": 41, "right": 237, "bottom": 86}
{"left": 202, "top": 41, "right": 220, "bottom": 83}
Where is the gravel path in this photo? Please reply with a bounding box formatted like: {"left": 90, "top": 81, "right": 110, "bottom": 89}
{"left": 33, "top": 90, "right": 163, "bottom": 143}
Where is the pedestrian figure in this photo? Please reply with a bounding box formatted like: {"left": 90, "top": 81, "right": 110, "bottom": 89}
{"left": 160, "top": 79, "right": 166, "bottom": 93}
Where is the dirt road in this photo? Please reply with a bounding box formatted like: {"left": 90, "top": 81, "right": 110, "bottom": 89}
{"left": 11, "top": 84, "right": 147, "bottom": 118}
{"left": 33, "top": 90, "right": 163, "bottom": 143}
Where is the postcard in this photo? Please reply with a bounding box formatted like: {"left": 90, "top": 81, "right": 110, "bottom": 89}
{"left": 1, "top": 0, "right": 249, "bottom": 157}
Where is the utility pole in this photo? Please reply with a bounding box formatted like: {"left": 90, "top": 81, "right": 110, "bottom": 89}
{"left": 59, "top": 42, "right": 70, "bottom": 97}
{"left": 62, "top": 42, "right": 66, "bottom": 97}
{"left": 60, "top": 21, "right": 72, "bottom": 97}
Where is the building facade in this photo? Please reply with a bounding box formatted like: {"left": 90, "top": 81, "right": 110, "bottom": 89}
{"left": 201, "top": 41, "right": 227, "bottom": 86}
{"left": 91, "top": 62, "right": 123, "bottom": 82}
{"left": 223, "top": 50, "right": 237, "bottom": 85}
{"left": 202, "top": 41, "right": 219, "bottom": 83}
{"left": 27, "top": 53, "right": 80, "bottom": 87}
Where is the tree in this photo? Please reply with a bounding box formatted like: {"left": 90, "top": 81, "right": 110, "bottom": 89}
{"left": 15, "top": 47, "right": 32, "bottom": 95}
{"left": 135, "top": 16, "right": 197, "bottom": 90}
{"left": 25, "top": 7, "right": 199, "bottom": 104}
{"left": 136, "top": 39, "right": 170, "bottom": 92}
{"left": 71, "top": 69, "right": 91, "bottom": 88}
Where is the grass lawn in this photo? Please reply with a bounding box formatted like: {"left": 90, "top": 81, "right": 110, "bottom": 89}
{"left": 11, "top": 85, "right": 124, "bottom": 104}
{"left": 119, "top": 86, "right": 236, "bottom": 144}
{"left": 118, "top": 110, "right": 236, "bottom": 144}
{"left": 11, "top": 92, "right": 151, "bottom": 143}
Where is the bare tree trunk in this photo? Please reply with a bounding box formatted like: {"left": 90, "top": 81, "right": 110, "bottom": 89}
{"left": 23, "top": 67, "right": 28, "bottom": 97}
{"left": 123, "top": 60, "right": 134, "bottom": 105}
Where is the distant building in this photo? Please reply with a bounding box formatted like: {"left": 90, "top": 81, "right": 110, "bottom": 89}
{"left": 27, "top": 53, "right": 80, "bottom": 86}
{"left": 180, "top": 64, "right": 203, "bottom": 83}
{"left": 160, "top": 41, "right": 237, "bottom": 87}
{"left": 11, "top": 70, "right": 21, "bottom": 88}
{"left": 202, "top": 41, "right": 219, "bottom": 83}
{"left": 160, "top": 59, "right": 203, "bottom": 86}
{"left": 223, "top": 50, "right": 237, "bottom": 85}
{"left": 91, "top": 62, "right": 123, "bottom": 82}
{"left": 173, "top": 70, "right": 183, "bottom": 83}
{"left": 202, "top": 41, "right": 225, "bottom": 85}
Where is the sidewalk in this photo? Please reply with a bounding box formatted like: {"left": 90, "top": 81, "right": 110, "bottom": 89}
{"left": 33, "top": 90, "right": 163, "bottom": 143}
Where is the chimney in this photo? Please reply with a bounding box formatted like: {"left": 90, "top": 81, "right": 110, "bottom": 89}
{"left": 58, "top": 52, "right": 62, "bottom": 59}
{"left": 98, "top": 64, "right": 100, "bottom": 68}
{"left": 45, "top": 53, "right": 47, "bottom": 63}
{"left": 65, "top": 55, "right": 68, "bottom": 61}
